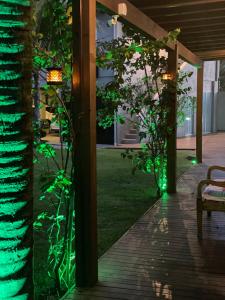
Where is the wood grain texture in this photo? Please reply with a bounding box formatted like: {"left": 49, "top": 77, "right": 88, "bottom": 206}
{"left": 72, "top": 0, "right": 98, "bottom": 287}
{"left": 64, "top": 158, "right": 225, "bottom": 299}
{"left": 196, "top": 66, "right": 204, "bottom": 164}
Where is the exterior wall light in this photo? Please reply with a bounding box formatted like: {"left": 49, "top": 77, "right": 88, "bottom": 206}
{"left": 162, "top": 73, "right": 173, "bottom": 81}
{"left": 118, "top": 3, "right": 128, "bottom": 16}
{"left": 46, "top": 67, "right": 63, "bottom": 85}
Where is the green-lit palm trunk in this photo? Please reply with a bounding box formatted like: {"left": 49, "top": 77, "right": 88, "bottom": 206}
{"left": 0, "top": 1, "right": 33, "bottom": 299}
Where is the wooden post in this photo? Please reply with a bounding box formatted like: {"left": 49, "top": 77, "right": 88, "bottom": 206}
{"left": 167, "top": 45, "right": 178, "bottom": 194}
{"left": 196, "top": 64, "right": 204, "bottom": 163}
{"left": 72, "top": 0, "right": 98, "bottom": 287}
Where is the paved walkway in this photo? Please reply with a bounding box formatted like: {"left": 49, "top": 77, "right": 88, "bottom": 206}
{"left": 64, "top": 133, "right": 225, "bottom": 300}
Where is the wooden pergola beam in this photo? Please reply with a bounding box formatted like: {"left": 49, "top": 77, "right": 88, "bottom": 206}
{"left": 139, "top": 0, "right": 225, "bottom": 9}
{"left": 97, "top": 0, "right": 202, "bottom": 66}
{"left": 185, "top": 39, "right": 225, "bottom": 46}
{"left": 157, "top": 12, "right": 225, "bottom": 25}
{"left": 196, "top": 64, "right": 204, "bottom": 163}
{"left": 191, "top": 45, "right": 225, "bottom": 52}
{"left": 167, "top": 45, "right": 178, "bottom": 193}
{"left": 196, "top": 50, "right": 225, "bottom": 60}
{"left": 144, "top": 3, "right": 225, "bottom": 16}
{"left": 180, "top": 26, "right": 225, "bottom": 35}
{"left": 72, "top": 0, "right": 98, "bottom": 287}
{"left": 181, "top": 32, "right": 225, "bottom": 39}
{"left": 166, "top": 21, "right": 225, "bottom": 31}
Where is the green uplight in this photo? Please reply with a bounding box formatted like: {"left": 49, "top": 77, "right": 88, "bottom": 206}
{"left": 192, "top": 159, "right": 197, "bottom": 165}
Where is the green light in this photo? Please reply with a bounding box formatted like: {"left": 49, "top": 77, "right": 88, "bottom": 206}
{"left": 0, "top": 20, "right": 26, "bottom": 28}
{"left": 0, "top": 261, "right": 26, "bottom": 278}
{"left": 0, "top": 141, "right": 28, "bottom": 153}
{"left": 192, "top": 159, "right": 197, "bottom": 165}
{"left": 0, "top": 60, "right": 19, "bottom": 65}
{"left": 0, "top": 248, "right": 29, "bottom": 265}
{"left": 0, "top": 181, "right": 28, "bottom": 193}
{"left": 0, "top": 220, "right": 28, "bottom": 239}
{"left": 0, "top": 31, "right": 12, "bottom": 38}
{"left": 0, "top": 1, "right": 32, "bottom": 297}
{"left": 0, "top": 112, "right": 24, "bottom": 122}
{"left": 0, "top": 69, "right": 22, "bottom": 79}
{"left": 0, "top": 86, "right": 19, "bottom": 90}
{"left": 0, "top": 155, "right": 23, "bottom": 164}
{"left": 0, "top": 278, "right": 26, "bottom": 298}
{"left": 0, "top": 201, "right": 26, "bottom": 217}
{"left": 0, "top": 0, "right": 30, "bottom": 6}
{"left": 0, "top": 5, "right": 23, "bottom": 15}
{"left": 0, "top": 239, "right": 21, "bottom": 250}
{"left": 0, "top": 166, "right": 28, "bottom": 179}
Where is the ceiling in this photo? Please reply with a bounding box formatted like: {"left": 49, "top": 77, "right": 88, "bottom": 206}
{"left": 128, "top": 0, "right": 225, "bottom": 55}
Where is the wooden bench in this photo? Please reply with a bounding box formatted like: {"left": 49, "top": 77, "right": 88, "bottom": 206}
{"left": 197, "top": 166, "right": 225, "bottom": 239}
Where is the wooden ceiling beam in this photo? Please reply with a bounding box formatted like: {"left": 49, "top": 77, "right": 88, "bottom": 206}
{"left": 165, "top": 21, "right": 225, "bottom": 31}
{"left": 192, "top": 45, "right": 225, "bottom": 52}
{"left": 196, "top": 50, "right": 225, "bottom": 60}
{"left": 184, "top": 38, "right": 225, "bottom": 45}
{"left": 136, "top": 0, "right": 225, "bottom": 9}
{"left": 97, "top": 0, "right": 202, "bottom": 66}
{"left": 142, "top": 2, "right": 225, "bottom": 16}
{"left": 181, "top": 31, "right": 225, "bottom": 38}
{"left": 188, "top": 45, "right": 225, "bottom": 52}
{"left": 157, "top": 14, "right": 225, "bottom": 25}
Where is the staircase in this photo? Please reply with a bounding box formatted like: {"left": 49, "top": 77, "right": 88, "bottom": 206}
{"left": 121, "top": 127, "right": 139, "bottom": 144}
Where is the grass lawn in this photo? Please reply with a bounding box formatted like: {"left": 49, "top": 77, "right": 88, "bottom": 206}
{"left": 97, "top": 149, "right": 195, "bottom": 256}
{"left": 34, "top": 148, "right": 195, "bottom": 296}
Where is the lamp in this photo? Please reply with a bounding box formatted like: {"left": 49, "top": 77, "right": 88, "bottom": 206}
{"left": 162, "top": 72, "right": 173, "bottom": 81}
{"left": 118, "top": 3, "right": 127, "bottom": 16}
{"left": 46, "top": 67, "right": 63, "bottom": 85}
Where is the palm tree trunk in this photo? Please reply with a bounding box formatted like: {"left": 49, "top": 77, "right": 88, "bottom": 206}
{"left": 0, "top": 1, "right": 33, "bottom": 299}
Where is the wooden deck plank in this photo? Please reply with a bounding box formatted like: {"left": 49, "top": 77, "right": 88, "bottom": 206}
{"left": 65, "top": 133, "right": 225, "bottom": 300}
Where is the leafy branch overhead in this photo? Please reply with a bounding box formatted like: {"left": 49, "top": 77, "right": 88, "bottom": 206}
{"left": 97, "top": 26, "right": 193, "bottom": 195}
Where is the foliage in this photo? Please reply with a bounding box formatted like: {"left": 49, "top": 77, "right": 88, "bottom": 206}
{"left": 33, "top": 0, "right": 75, "bottom": 297}
{"left": 97, "top": 27, "right": 193, "bottom": 195}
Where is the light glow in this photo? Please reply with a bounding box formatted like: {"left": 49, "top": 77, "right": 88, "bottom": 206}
{"left": 0, "top": 0, "right": 32, "bottom": 298}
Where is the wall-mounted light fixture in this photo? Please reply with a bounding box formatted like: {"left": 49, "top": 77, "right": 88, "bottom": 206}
{"left": 46, "top": 67, "right": 63, "bottom": 85}
{"left": 162, "top": 72, "right": 173, "bottom": 81}
{"left": 118, "top": 3, "right": 128, "bottom": 16}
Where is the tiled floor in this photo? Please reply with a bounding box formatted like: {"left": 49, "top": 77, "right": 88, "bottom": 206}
{"left": 64, "top": 132, "right": 225, "bottom": 300}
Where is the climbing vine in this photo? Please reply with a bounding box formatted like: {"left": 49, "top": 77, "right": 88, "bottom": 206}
{"left": 33, "top": 0, "right": 75, "bottom": 297}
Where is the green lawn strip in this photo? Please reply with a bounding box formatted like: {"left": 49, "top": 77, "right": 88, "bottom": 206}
{"left": 97, "top": 149, "right": 195, "bottom": 256}
{"left": 34, "top": 148, "right": 195, "bottom": 296}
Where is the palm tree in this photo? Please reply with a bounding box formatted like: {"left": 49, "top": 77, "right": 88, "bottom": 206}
{"left": 0, "top": 1, "right": 33, "bottom": 299}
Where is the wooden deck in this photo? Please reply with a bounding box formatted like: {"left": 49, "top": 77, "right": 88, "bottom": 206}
{"left": 65, "top": 133, "right": 225, "bottom": 300}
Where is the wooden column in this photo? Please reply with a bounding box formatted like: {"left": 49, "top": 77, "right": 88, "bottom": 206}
{"left": 196, "top": 64, "right": 204, "bottom": 163}
{"left": 167, "top": 45, "right": 178, "bottom": 194}
{"left": 72, "top": 0, "right": 98, "bottom": 287}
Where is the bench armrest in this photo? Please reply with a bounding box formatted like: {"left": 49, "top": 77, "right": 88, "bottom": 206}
{"left": 197, "top": 179, "right": 225, "bottom": 199}
{"left": 207, "top": 166, "right": 225, "bottom": 179}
